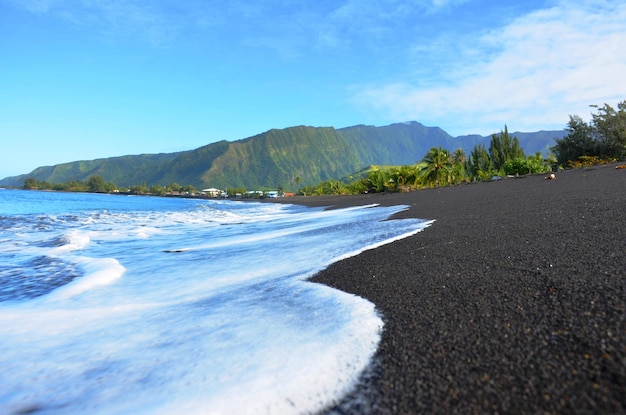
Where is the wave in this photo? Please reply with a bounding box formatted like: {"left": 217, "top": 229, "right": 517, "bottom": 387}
{"left": 0, "top": 193, "right": 435, "bottom": 414}
{"left": 44, "top": 257, "right": 126, "bottom": 301}
{"left": 0, "top": 256, "right": 84, "bottom": 302}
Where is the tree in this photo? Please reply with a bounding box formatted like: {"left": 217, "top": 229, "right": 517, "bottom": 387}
{"left": 489, "top": 125, "right": 525, "bottom": 171}
{"left": 130, "top": 182, "right": 148, "bottom": 194}
{"left": 23, "top": 177, "right": 38, "bottom": 189}
{"left": 346, "top": 179, "right": 368, "bottom": 194}
{"left": 450, "top": 148, "right": 468, "bottom": 183}
{"left": 466, "top": 144, "right": 492, "bottom": 180}
{"left": 591, "top": 101, "right": 626, "bottom": 159}
{"left": 551, "top": 115, "right": 596, "bottom": 165}
{"left": 57, "top": 180, "right": 87, "bottom": 192}
{"left": 551, "top": 100, "right": 626, "bottom": 165}
{"left": 321, "top": 180, "right": 347, "bottom": 195}
{"left": 387, "top": 165, "right": 416, "bottom": 192}
{"left": 181, "top": 184, "right": 196, "bottom": 194}
{"left": 420, "top": 147, "right": 453, "bottom": 187}
{"left": 451, "top": 148, "right": 466, "bottom": 165}
{"left": 367, "top": 169, "right": 388, "bottom": 192}
{"left": 87, "top": 175, "right": 107, "bottom": 192}
{"left": 149, "top": 184, "right": 166, "bottom": 196}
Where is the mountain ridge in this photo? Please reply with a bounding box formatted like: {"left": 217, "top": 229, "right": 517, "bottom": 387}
{"left": 0, "top": 122, "right": 566, "bottom": 190}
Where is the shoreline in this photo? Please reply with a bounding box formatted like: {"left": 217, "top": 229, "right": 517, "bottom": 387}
{"left": 275, "top": 164, "right": 625, "bottom": 413}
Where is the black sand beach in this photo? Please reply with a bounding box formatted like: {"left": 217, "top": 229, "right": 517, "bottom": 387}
{"left": 279, "top": 163, "right": 625, "bottom": 414}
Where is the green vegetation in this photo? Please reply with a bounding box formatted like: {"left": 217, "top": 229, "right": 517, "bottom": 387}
{"left": 302, "top": 101, "right": 624, "bottom": 196}
{"left": 12, "top": 101, "right": 624, "bottom": 198}
{"left": 551, "top": 100, "right": 626, "bottom": 166}
{"left": 1, "top": 123, "right": 566, "bottom": 191}
{"left": 22, "top": 175, "right": 281, "bottom": 199}
{"left": 23, "top": 176, "right": 117, "bottom": 193}
{"left": 489, "top": 125, "right": 525, "bottom": 170}
{"left": 300, "top": 126, "right": 557, "bottom": 196}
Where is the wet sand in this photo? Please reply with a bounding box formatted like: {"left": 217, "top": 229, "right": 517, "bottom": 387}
{"left": 276, "top": 163, "right": 626, "bottom": 413}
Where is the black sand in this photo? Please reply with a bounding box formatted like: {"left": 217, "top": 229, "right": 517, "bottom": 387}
{"left": 275, "top": 163, "right": 626, "bottom": 414}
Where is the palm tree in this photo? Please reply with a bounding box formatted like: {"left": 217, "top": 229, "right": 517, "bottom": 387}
{"left": 389, "top": 165, "right": 415, "bottom": 192}
{"left": 367, "top": 169, "right": 387, "bottom": 192}
{"left": 420, "top": 147, "right": 453, "bottom": 187}
{"left": 451, "top": 148, "right": 468, "bottom": 184}
{"left": 452, "top": 147, "right": 466, "bottom": 165}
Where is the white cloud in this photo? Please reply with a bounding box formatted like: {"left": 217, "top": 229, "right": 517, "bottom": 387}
{"left": 2, "top": 0, "right": 473, "bottom": 55}
{"left": 352, "top": 0, "right": 626, "bottom": 135}
{"left": 313, "top": 0, "right": 471, "bottom": 51}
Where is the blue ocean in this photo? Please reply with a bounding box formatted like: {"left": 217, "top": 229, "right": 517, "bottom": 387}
{"left": 0, "top": 189, "right": 432, "bottom": 415}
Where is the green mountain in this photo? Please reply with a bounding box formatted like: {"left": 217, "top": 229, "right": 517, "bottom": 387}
{"left": 11, "top": 152, "right": 190, "bottom": 188}
{"left": 0, "top": 122, "right": 566, "bottom": 190}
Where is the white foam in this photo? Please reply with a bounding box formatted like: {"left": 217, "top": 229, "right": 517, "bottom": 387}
{"left": 49, "top": 230, "right": 91, "bottom": 254}
{"left": 333, "top": 219, "right": 436, "bottom": 263}
{"left": 44, "top": 257, "right": 126, "bottom": 301}
{"left": 0, "top": 194, "right": 434, "bottom": 415}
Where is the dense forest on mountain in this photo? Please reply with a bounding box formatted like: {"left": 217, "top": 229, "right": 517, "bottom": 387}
{"left": 0, "top": 122, "right": 566, "bottom": 192}
{"left": 300, "top": 126, "right": 555, "bottom": 196}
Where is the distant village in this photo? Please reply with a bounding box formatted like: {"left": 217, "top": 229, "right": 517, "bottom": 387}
{"left": 182, "top": 188, "right": 295, "bottom": 199}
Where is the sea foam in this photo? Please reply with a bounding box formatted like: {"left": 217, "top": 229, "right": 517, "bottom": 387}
{"left": 0, "top": 190, "right": 432, "bottom": 414}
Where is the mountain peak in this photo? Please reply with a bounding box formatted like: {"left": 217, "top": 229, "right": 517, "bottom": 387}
{"left": 0, "top": 123, "right": 566, "bottom": 190}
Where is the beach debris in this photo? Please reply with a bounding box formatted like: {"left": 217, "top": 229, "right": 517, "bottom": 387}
{"left": 545, "top": 173, "right": 556, "bottom": 180}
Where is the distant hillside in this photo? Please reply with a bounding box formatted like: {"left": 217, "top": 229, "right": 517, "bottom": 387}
{"left": 455, "top": 130, "right": 567, "bottom": 155}
{"left": 0, "top": 122, "right": 566, "bottom": 190}
{"left": 9, "top": 152, "right": 190, "bottom": 188}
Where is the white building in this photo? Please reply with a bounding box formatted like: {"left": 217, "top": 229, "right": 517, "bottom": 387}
{"left": 202, "top": 188, "right": 223, "bottom": 197}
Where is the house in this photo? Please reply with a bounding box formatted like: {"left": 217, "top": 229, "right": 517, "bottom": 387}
{"left": 202, "top": 188, "right": 223, "bottom": 197}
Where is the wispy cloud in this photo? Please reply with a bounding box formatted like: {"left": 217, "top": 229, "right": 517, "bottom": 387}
{"left": 3, "top": 0, "right": 469, "bottom": 53}
{"left": 7, "top": 0, "right": 623, "bottom": 136}
{"left": 352, "top": 0, "right": 626, "bottom": 135}
{"left": 2, "top": 0, "right": 211, "bottom": 46}
{"left": 246, "top": 0, "right": 469, "bottom": 55}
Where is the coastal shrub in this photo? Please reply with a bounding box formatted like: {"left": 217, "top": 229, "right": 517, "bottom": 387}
{"left": 503, "top": 154, "right": 551, "bottom": 176}
{"left": 367, "top": 170, "right": 388, "bottom": 192}
{"left": 346, "top": 179, "right": 368, "bottom": 194}
{"left": 566, "top": 155, "right": 617, "bottom": 168}
{"left": 503, "top": 158, "right": 529, "bottom": 175}
{"left": 552, "top": 100, "right": 626, "bottom": 165}
{"left": 476, "top": 170, "right": 495, "bottom": 182}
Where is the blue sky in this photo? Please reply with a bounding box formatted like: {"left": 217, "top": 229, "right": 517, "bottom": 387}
{"left": 1, "top": 0, "right": 625, "bottom": 179}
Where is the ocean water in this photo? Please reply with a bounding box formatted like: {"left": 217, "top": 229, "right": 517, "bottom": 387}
{"left": 0, "top": 189, "right": 433, "bottom": 415}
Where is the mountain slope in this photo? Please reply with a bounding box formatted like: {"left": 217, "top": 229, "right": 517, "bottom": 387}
{"left": 338, "top": 122, "right": 457, "bottom": 166}
{"left": 0, "top": 122, "right": 566, "bottom": 189}
{"left": 1, "top": 152, "right": 188, "bottom": 189}
{"left": 197, "top": 126, "right": 364, "bottom": 189}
